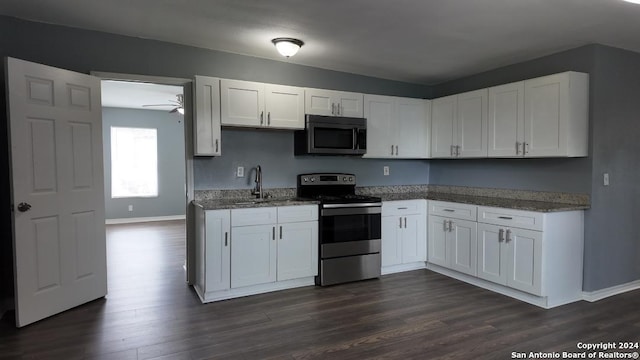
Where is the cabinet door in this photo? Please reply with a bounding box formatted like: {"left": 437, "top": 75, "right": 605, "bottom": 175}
{"left": 204, "top": 210, "right": 231, "bottom": 292}
{"left": 265, "top": 84, "right": 304, "bottom": 129}
{"left": 449, "top": 219, "right": 477, "bottom": 276}
{"left": 488, "top": 82, "right": 524, "bottom": 157}
{"left": 397, "top": 98, "right": 430, "bottom": 158}
{"left": 305, "top": 88, "right": 334, "bottom": 116}
{"left": 430, "top": 95, "right": 457, "bottom": 158}
{"left": 524, "top": 73, "right": 567, "bottom": 157}
{"left": 231, "top": 224, "right": 277, "bottom": 288}
{"left": 506, "top": 227, "right": 542, "bottom": 295}
{"left": 277, "top": 221, "right": 318, "bottom": 281}
{"left": 401, "top": 214, "right": 427, "bottom": 263}
{"left": 335, "top": 91, "right": 364, "bottom": 118}
{"left": 457, "top": 89, "right": 487, "bottom": 158}
{"left": 363, "top": 95, "right": 396, "bottom": 158}
{"left": 428, "top": 215, "right": 449, "bottom": 267}
{"left": 220, "top": 79, "right": 264, "bottom": 127}
{"left": 477, "top": 223, "right": 507, "bottom": 285}
{"left": 382, "top": 216, "right": 402, "bottom": 267}
{"left": 194, "top": 76, "right": 221, "bottom": 156}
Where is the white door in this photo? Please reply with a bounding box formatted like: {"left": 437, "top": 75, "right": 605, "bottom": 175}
{"left": 335, "top": 91, "right": 364, "bottom": 117}
{"left": 363, "top": 94, "right": 395, "bottom": 158}
{"left": 430, "top": 95, "right": 457, "bottom": 158}
{"left": 381, "top": 216, "right": 402, "bottom": 267}
{"left": 193, "top": 76, "right": 221, "bottom": 156}
{"left": 277, "top": 221, "right": 318, "bottom": 281}
{"left": 524, "top": 73, "right": 567, "bottom": 157}
{"left": 264, "top": 84, "right": 304, "bottom": 129}
{"left": 304, "top": 88, "right": 334, "bottom": 116}
{"left": 220, "top": 79, "right": 264, "bottom": 127}
{"left": 477, "top": 223, "right": 507, "bottom": 285}
{"left": 204, "top": 210, "right": 230, "bottom": 292}
{"left": 401, "top": 214, "right": 426, "bottom": 263}
{"left": 506, "top": 227, "right": 542, "bottom": 295}
{"left": 397, "top": 98, "right": 430, "bottom": 158}
{"left": 457, "top": 89, "right": 488, "bottom": 158}
{"left": 488, "top": 81, "right": 524, "bottom": 157}
{"left": 427, "top": 216, "right": 449, "bottom": 267}
{"left": 449, "top": 219, "right": 477, "bottom": 276}
{"left": 6, "top": 57, "right": 107, "bottom": 327}
{"left": 231, "top": 224, "right": 277, "bottom": 288}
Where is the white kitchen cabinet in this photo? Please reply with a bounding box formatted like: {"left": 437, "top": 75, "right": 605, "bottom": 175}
{"left": 428, "top": 214, "right": 477, "bottom": 276}
{"left": 194, "top": 207, "right": 230, "bottom": 299}
{"left": 221, "top": 79, "right": 304, "bottom": 129}
{"left": 305, "top": 88, "right": 364, "bottom": 117}
{"left": 431, "top": 89, "right": 487, "bottom": 158}
{"left": 381, "top": 200, "right": 427, "bottom": 274}
{"left": 231, "top": 223, "right": 277, "bottom": 288}
{"left": 488, "top": 72, "right": 588, "bottom": 157}
{"left": 194, "top": 75, "right": 221, "bottom": 156}
{"left": 278, "top": 221, "right": 318, "bottom": 281}
{"left": 364, "top": 95, "right": 430, "bottom": 159}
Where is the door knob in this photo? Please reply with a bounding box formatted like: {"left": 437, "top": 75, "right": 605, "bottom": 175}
{"left": 17, "top": 202, "right": 32, "bottom": 212}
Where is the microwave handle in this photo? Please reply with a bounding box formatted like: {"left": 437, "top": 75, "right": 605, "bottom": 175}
{"left": 353, "top": 128, "right": 357, "bottom": 150}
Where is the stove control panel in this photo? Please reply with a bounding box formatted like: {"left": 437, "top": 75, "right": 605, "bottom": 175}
{"left": 298, "top": 173, "right": 356, "bottom": 186}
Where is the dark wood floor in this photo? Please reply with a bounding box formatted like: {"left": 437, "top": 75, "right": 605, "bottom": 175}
{"left": 1, "top": 220, "right": 638, "bottom": 359}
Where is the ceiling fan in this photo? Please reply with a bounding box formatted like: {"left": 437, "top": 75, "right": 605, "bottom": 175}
{"left": 142, "top": 94, "right": 184, "bottom": 114}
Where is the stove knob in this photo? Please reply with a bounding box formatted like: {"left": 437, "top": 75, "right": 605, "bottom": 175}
{"left": 310, "top": 177, "right": 315, "bottom": 182}
{"left": 349, "top": 177, "right": 353, "bottom": 182}
{"left": 343, "top": 177, "right": 347, "bottom": 182}
{"left": 303, "top": 177, "right": 308, "bottom": 182}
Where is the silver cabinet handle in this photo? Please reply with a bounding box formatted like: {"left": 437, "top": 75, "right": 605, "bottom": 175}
{"left": 331, "top": 103, "right": 336, "bottom": 115}
{"left": 272, "top": 226, "right": 275, "bottom": 240}
{"left": 267, "top": 112, "right": 271, "bottom": 126}
{"left": 498, "top": 228, "right": 504, "bottom": 242}
{"left": 443, "top": 209, "right": 455, "bottom": 212}
{"left": 516, "top": 142, "right": 521, "bottom": 155}
{"left": 456, "top": 145, "right": 460, "bottom": 157}
{"left": 225, "top": 232, "right": 228, "bottom": 246}
{"left": 397, "top": 207, "right": 408, "bottom": 210}
{"left": 279, "top": 226, "right": 282, "bottom": 239}
{"left": 443, "top": 219, "right": 448, "bottom": 232}
{"left": 399, "top": 217, "right": 403, "bottom": 229}
{"left": 215, "top": 139, "right": 219, "bottom": 153}
{"left": 450, "top": 145, "right": 455, "bottom": 157}
{"left": 448, "top": 220, "right": 453, "bottom": 232}
{"left": 337, "top": 103, "right": 342, "bottom": 115}
{"left": 395, "top": 145, "right": 399, "bottom": 156}
{"left": 403, "top": 217, "right": 407, "bottom": 228}
{"left": 506, "top": 229, "right": 512, "bottom": 243}
{"left": 391, "top": 145, "right": 394, "bottom": 156}
{"left": 260, "top": 111, "right": 264, "bottom": 125}
{"left": 524, "top": 142, "right": 529, "bottom": 155}
{"left": 498, "top": 216, "right": 513, "bottom": 220}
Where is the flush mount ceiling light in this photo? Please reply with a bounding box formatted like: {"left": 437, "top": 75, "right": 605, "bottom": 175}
{"left": 272, "top": 38, "right": 304, "bottom": 58}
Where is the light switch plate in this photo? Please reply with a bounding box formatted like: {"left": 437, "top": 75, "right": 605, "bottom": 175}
{"left": 237, "top": 166, "right": 244, "bottom": 178}
{"left": 383, "top": 166, "right": 390, "bottom": 176}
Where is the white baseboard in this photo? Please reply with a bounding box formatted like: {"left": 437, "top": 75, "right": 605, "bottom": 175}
{"left": 106, "top": 215, "right": 186, "bottom": 225}
{"left": 582, "top": 279, "right": 640, "bottom": 302}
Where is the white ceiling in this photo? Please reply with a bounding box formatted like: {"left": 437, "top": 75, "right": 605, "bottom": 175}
{"left": 3, "top": 0, "right": 640, "bottom": 84}
{"left": 101, "top": 80, "right": 182, "bottom": 111}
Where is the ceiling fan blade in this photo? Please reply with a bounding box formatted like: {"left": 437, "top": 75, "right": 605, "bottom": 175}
{"left": 143, "top": 104, "right": 174, "bottom": 107}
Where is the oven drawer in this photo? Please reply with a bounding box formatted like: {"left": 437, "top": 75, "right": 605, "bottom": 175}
{"left": 319, "top": 253, "right": 381, "bottom": 286}
{"left": 428, "top": 200, "right": 477, "bottom": 221}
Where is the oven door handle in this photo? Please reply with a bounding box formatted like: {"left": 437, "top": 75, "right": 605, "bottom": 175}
{"left": 322, "top": 206, "right": 381, "bottom": 216}
{"left": 322, "top": 203, "right": 381, "bottom": 209}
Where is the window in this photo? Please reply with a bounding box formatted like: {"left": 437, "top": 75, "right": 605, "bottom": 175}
{"left": 111, "top": 126, "right": 158, "bottom": 198}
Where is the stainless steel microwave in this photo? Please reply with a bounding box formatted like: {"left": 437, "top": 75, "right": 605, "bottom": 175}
{"left": 294, "top": 115, "right": 367, "bottom": 155}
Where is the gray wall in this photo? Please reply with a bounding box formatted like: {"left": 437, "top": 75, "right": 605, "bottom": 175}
{"left": 195, "top": 129, "right": 429, "bottom": 189}
{"left": 431, "top": 44, "right": 640, "bottom": 291}
{"left": 103, "top": 107, "right": 186, "bottom": 219}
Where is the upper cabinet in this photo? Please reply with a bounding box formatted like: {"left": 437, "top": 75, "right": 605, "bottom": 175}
{"left": 221, "top": 79, "right": 304, "bottom": 129}
{"left": 363, "top": 95, "right": 430, "bottom": 158}
{"left": 305, "top": 88, "right": 364, "bottom": 117}
{"left": 194, "top": 75, "right": 222, "bottom": 156}
{"left": 488, "top": 71, "right": 589, "bottom": 158}
{"left": 431, "top": 89, "right": 488, "bottom": 158}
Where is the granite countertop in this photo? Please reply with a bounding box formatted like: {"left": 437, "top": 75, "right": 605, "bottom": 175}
{"left": 377, "top": 192, "right": 589, "bottom": 212}
{"left": 193, "top": 197, "right": 319, "bottom": 210}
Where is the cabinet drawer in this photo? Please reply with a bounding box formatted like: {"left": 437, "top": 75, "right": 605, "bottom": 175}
{"left": 278, "top": 205, "right": 318, "bottom": 223}
{"left": 382, "top": 200, "right": 426, "bottom": 216}
{"left": 477, "top": 206, "right": 543, "bottom": 231}
{"left": 428, "top": 200, "right": 477, "bottom": 221}
{"left": 231, "top": 207, "right": 277, "bottom": 227}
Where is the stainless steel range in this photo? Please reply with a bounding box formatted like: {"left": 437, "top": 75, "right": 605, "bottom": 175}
{"left": 297, "top": 173, "right": 382, "bottom": 286}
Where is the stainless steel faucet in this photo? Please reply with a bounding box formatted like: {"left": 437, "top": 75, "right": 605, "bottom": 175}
{"left": 252, "top": 165, "right": 263, "bottom": 199}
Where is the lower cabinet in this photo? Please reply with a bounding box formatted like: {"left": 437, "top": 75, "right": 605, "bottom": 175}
{"left": 477, "top": 223, "right": 542, "bottom": 295}
{"left": 381, "top": 200, "right": 427, "bottom": 274}
{"left": 428, "top": 215, "right": 477, "bottom": 276}
{"left": 193, "top": 204, "right": 318, "bottom": 303}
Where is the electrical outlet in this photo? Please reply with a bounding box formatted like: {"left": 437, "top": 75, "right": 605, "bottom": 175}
{"left": 237, "top": 166, "right": 244, "bottom": 178}
{"left": 128, "top": 205, "right": 133, "bottom": 212}
{"left": 383, "top": 166, "right": 390, "bottom": 176}
{"left": 603, "top": 173, "right": 609, "bottom": 186}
